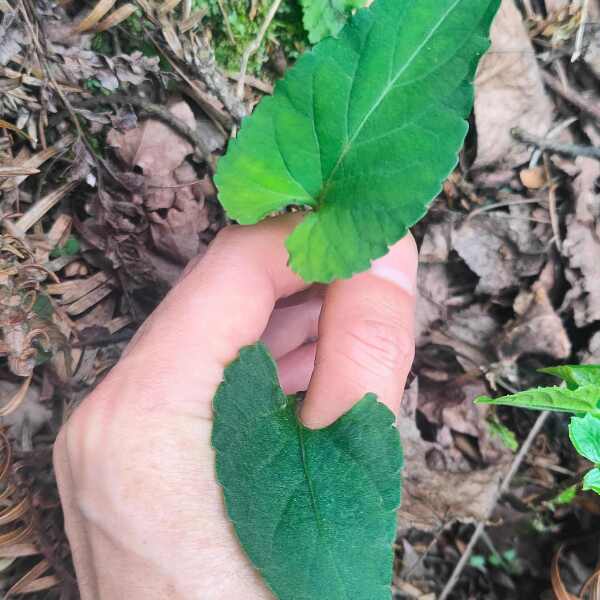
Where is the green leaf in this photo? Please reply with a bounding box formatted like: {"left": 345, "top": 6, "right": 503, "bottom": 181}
{"left": 583, "top": 468, "right": 600, "bottom": 495}
{"left": 50, "top": 236, "right": 80, "bottom": 258}
{"left": 300, "top": 0, "right": 362, "bottom": 44}
{"left": 487, "top": 417, "right": 518, "bottom": 451}
{"left": 475, "top": 385, "right": 600, "bottom": 415}
{"left": 212, "top": 343, "right": 403, "bottom": 600}
{"left": 551, "top": 484, "right": 577, "bottom": 506}
{"left": 488, "top": 553, "right": 502, "bottom": 568}
{"left": 502, "top": 548, "right": 517, "bottom": 563}
{"left": 215, "top": 0, "right": 500, "bottom": 283}
{"left": 469, "top": 555, "right": 486, "bottom": 571}
{"left": 569, "top": 414, "right": 600, "bottom": 464}
{"left": 540, "top": 365, "right": 600, "bottom": 389}
{"left": 32, "top": 294, "right": 53, "bottom": 320}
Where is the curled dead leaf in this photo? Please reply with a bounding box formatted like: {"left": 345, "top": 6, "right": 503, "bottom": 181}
{"left": 552, "top": 546, "right": 581, "bottom": 600}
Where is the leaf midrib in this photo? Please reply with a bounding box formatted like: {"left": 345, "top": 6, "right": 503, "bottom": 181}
{"left": 316, "top": 0, "right": 462, "bottom": 206}
{"left": 296, "top": 422, "right": 349, "bottom": 598}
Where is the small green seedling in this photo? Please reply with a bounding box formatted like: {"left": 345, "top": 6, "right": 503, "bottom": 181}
{"left": 50, "top": 236, "right": 80, "bottom": 258}
{"left": 476, "top": 365, "right": 600, "bottom": 497}
{"left": 213, "top": 1, "right": 500, "bottom": 598}
{"left": 300, "top": 0, "right": 363, "bottom": 43}
{"left": 551, "top": 484, "right": 578, "bottom": 506}
{"left": 469, "top": 548, "right": 522, "bottom": 575}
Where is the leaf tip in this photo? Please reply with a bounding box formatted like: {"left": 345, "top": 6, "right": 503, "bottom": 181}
{"left": 474, "top": 396, "right": 492, "bottom": 405}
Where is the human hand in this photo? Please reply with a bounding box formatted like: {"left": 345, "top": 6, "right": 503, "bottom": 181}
{"left": 53, "top": 214, "right": 418, "bottom": 599}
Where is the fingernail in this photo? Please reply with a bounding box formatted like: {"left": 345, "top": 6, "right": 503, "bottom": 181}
{"left": 369, "top": 237, "right": 418, "bottom": 296}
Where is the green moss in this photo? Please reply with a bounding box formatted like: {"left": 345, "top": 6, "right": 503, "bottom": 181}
{"left": 92, "top": 10, "right": 160, "bottom": 60}
{"left": 193, "top": 0, "right": 308, "bottom": 75}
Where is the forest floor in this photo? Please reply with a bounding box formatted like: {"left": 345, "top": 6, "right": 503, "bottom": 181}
{"left": 1, "top": 0, "right": 600, "bottom": 598}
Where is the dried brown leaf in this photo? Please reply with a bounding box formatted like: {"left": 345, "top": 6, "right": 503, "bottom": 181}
{"left": 107, "top": 99, "right": 195, "bottom": 175}
{"left": 160, "top": 17, "right": 184, "bottom": 58}
{"left": 499, "top": 286, "right": 571, "bottom": 361}
{"left": 0, "top": 10, "right": 27, "bottom": 67}
{"left": 73, "top": 0, "right": 116, "bottom": 32}
{"left": 94, "top": 4, "right": 137, "bottom": 31}
{"left": 0, "top": 497, "right": 30, "bottom": 527}
{"left": 453, "top": 206, "right": 548, "bottom": 294}
{"left": 0, "top": 543, "right": 39, "bottom": 558}
{"left": 474, "top": 0, "right": 554, "bottom": 167}
{"left": 13, "top": 181, "right": 78, "bottom": 236}
{"left": 562, "top": 218, "right": 600, "bottom": 327}
{"left": 397, "top": 379, "right": 509, "bottom": 531}
{"left": 581, "top": 569, "right": 600, "bottom": 600}
{"left": 5, "top": 559, "right": 53, "bottom": 597}
{"left": 0, "top": 165, "right": 39, "bottom": 177}
{"left": 0, "top": 135, "right": 74, "bottom": 191}
{"left": 552, "top": 546, "right": 581, "bottom": 600}
{"left": 159, "top": 0, "right": 183, "bottom": 16}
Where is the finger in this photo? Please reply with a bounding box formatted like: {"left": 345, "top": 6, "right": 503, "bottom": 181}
{"left": 116, "top": 214, "right": 309, "bottom": 410}
{"left": 273, "top": 284, "right": 326, "bottom": 309}
{"left": 277, "top": 342, "right": 317, "bottom": 395}
{"left": 261, "top": 296, "right": 321, "bottom": 359}
{"left": 301, "top": 235, "right": 418, "bottom": 429}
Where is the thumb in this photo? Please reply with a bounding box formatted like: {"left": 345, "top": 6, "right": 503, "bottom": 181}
{"left": 301, "top": 234, "right": 418, "bottom": 429}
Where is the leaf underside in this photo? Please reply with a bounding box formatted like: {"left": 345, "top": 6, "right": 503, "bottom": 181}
{"left": 215, "top": 0, "right": 500, "bottom": 283}
{"left": 475, "top": 385, "right": 600, "bottom": 415}
{"left": 212, "top": 344, "right": 403, "bottom": 600}
{"left": 583, "top": 468, "right": 600, "bottom": 494}
{"left": 540, "top": 365, "right": 600, "bottom": 389}
{"left": 301, "top": 0, "right": 362, "bottom": 44}
{"left": 569, "top": 414, "right": 600, "bottom": 464}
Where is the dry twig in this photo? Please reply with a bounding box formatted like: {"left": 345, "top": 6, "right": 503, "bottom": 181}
{"left": 542, "top": 152, "right": 562, "bottom": 252}
{"left": 438, "top": 411, "right": 550, "bottom": 600}
{"left": 572, "top": 0, "right": 590, "bottom": 63}
{"left": 236, "top": 0, "right": 283, "bottom": 99}
{"left": 542, "top": 71, "right": 600, "bottom": 123}
{"left": 216, "top": 0, "right": 236, "bottom": 45}
{"left": 513, "top": 128, "right": 600, "bottom": 161}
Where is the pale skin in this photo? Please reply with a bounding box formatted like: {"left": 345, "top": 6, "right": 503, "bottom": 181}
{"left": 53, "top": 214, "right": 418, "bottom": 599}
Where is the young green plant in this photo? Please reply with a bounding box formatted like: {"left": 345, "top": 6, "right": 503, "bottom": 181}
{"left": 212, "top": 1, "right": 500, "bottom": 598}
{"left": 476, "top": 365, "right": 600, "bottom": 497}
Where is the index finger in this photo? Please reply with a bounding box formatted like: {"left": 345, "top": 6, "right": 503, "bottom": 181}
{"left": 117, "top": 214, "right": 309, "bottom": 410}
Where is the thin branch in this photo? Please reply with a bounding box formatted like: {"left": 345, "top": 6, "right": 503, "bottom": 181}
{"left": 467, "top": 197, "right": 547, "bottom": 221}
{"left": 216, "top": 0, "right": 236, "bottom": 45}
{"left": 438, "top": 411, "right": 550, "bottom": 600}
{"left": 542, "top": 71, "right": 600, "bottom": 124}
{"left": 543, "top": 152, "right": 562, "bottom": 252}
{"left": 512, "top": 127, "right": 600, "bottom": 161}
{"left": 572, "top": 0, "right": 590, "bottom": 63}
{"left": 236, "top": 0, "right": 283, "bottom": 99}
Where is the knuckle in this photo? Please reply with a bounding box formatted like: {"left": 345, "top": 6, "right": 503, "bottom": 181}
{"left": 58, "top": 403, "right": 100, "bottom": 474}
{"left": 339, "top": 316, "right": 414, "bottom": 378}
